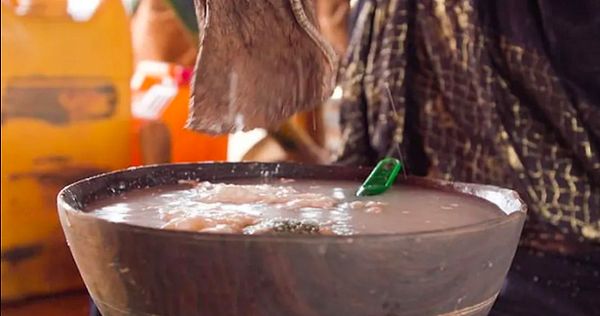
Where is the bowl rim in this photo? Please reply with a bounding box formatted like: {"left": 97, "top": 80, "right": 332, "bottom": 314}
{"left": 57, "top": 162, "right": 527, "bottom": 242}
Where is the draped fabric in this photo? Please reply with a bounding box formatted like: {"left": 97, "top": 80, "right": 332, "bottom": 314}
{"left": 337, "top": 1, "right": 600, "bottom": 313}
{"left": 337, "top": 0, "right": 600, "bottom": 246}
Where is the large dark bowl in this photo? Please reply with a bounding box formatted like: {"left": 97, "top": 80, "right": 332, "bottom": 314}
{"left": 57, "top": 162, "right": 526, "bottom": 316}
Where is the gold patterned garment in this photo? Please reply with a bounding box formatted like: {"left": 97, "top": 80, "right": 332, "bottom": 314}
{"left": 336, "top": 0, "right": 600, "bottom": 246}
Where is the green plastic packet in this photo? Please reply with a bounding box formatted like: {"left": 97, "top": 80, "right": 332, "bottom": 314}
{"left": 356, "top": 158, "right": 403, "bottom": 197}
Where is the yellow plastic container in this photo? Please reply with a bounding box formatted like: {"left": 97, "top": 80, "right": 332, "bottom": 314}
{"left": 1, "top": 0, "right": 132, "bottom": 301}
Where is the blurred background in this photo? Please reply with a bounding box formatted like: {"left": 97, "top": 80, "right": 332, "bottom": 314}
{"left": 1, "top": 0, "right": 349, "bottom": 314}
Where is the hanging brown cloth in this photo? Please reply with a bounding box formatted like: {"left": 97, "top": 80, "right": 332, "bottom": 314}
{"left": 187, "top": 0, "right": 337, "bottom": 134}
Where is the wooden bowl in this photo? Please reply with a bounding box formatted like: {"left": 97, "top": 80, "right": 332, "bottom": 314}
{"left": 57, "top": 162, "right": 526, "bottom": 316}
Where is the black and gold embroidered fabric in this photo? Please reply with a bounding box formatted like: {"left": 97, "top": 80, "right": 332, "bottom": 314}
{"left": 336, "top": 0, "right": 600, "bottom": 245}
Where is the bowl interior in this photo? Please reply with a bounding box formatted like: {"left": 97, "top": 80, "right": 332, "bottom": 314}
{"left": 58, "top": 162, "right": 526, "bottom": 239}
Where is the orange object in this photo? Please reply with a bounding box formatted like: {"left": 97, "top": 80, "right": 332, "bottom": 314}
{"left": 131, "top": 61, "right": 228, "bottom": 165}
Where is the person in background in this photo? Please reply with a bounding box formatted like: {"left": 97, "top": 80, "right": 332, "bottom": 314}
{"left": 336, "top": 1, "right": 599, "bottom": 315}
{"left": 130, "top": 0, "right": 198, "bottom": 67}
